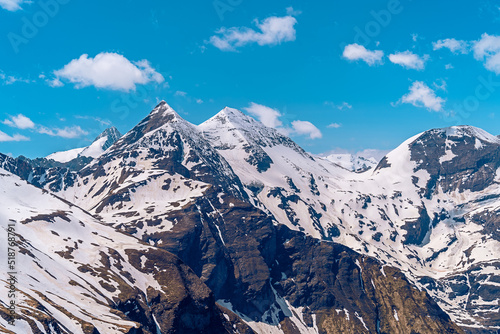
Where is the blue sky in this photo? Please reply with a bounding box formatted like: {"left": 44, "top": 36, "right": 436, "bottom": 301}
{"left": 1, "top": 0, "right": 500, "bottom": 159}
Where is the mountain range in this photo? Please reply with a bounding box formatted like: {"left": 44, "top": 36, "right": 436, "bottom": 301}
{"left": 0, "top": 101, "right": 499, "bottom": 334}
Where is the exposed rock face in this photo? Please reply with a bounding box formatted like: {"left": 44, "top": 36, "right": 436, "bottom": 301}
{"left": 405, "top": 127, "right": 500, "bottom": 195}
{"left": 0, "top": 152, "right": 78, "bottom": 192}
{"left": 0, "top": 127, "right": 123, "bottom": 193}
{"left": 137, "top": 188, "right": 464, "bottom": 333}
{"left": 94, "top": 126, "right": 122, "bottom": 151}
{"left": 0, "top": 171, "right": 252, "bottom": 334}
{"left": 273, "top": 225, "right": 462, "bottom": 334}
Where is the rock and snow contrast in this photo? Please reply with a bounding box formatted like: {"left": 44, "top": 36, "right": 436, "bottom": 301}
{"left": 46, "top": 127, "right": 122, "bottom": 163}
{"left": 1, "top": 101, "right": 499, "bottom": 333}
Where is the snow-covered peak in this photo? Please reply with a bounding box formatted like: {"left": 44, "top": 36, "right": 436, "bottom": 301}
{"left": 443, "top": 125, "right": 500, "bottom": 144}
{"left": 200, "top": 106, "right": 263, "bottom": 132}
{"left": 93, "top": 126, "right": 122, "bottom": 150}
{"left": 321, "top": 153, "right": 378, "bottom": 172}
{"left": 46, "top": 127, "right": 122, "bottom": 163}
{"left": 46, "top": 147, "right": 86, "bottom": 163}
{"left": 376, "top": 125, "right": 500, "bottom": 172}
{"left": 150, "top": 100, "right": 180, "bottom": 119}
{"left": 114, "top": 101, "right": 192, "bottom": 148}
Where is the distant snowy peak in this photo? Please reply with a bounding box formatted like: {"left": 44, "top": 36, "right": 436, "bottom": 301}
{"left": 377, "top": 125, "right": 500, "bottom": 169}
{"left": 321, "top": 153, "right": 378, "bottom": 172}
{"left": 46, "top": 147, "right": 85, "bottom": 163}
{"left": 444, "top": 125, "right": 500, "bottom": 144}
{"left": 92, "top": 126, "right": 122, "bottom": 151}
{"left": 375, "top": 125, "right": 500, "bottom": 195}
{"left": 46, "top": 126, "right": 122, "bottom": 163}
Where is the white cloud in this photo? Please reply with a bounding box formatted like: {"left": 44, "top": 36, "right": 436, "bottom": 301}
{"left": 244, "top": 103, "right": 322, "bottom": 140}
{"left": 74, "top": 115, "right": 112, "bottom": 127}
{"left": 433, "top": 79, "right": 447, "bottom": 91}
{"left": 389, "top": 51, "right": 428, "bottom": 70}
{"left": 52, "top": 53, "right": 164, "bottom": 91}
{"left": 2, "top": 114, "right": 35, "bottom": 129}
{"left": 342, "top": 44, "right": 384, "bottom": 66}
{"left": 327, "top": 123, "right": 342, "bottom": 128}
{"left": 38, "top": 126, "right": 88, "bottom": 139}
{"left": 0, "top": 130, "right": 29, "bottom": 142}
{"left": 445, "top": 63, "right": 454, "bottom": 70}
{"left": 209, "top": 12, "right": 297, "bottom": 51}
{"left": 473, "top": 33, "right": 500, "bottom": 74}
{"left": 325, "top": 101, "right": 352, "bottom": 110}
{"left": 3, "top": 76, "right": 31, "bottom": 85}
{"left": 291, "top": 120, "right": 322, "bottom": 139}
{"left": 244, "top": 102, "right": 283, "bottom": 128}
{"left": 286, "top": 7, "right": 302, "bottom": 16}
{"left": 0, "top": 71, "right": 32, "bottom": 85}
{"left": 398, "top": 81, "right": 446, "bottom": 112}
{"left": 175, "top": 91, "right": 187, "bottom": 97}
{"left": 433, "top": 38, "right": 470, "bottom": 54}
{"left": 48, "top": 77, "right": 64, "bottom": 87}
{"left": 196, "top": 99, "right": 203, "bottom": 104}
{"left": 0, "top": 0, "right": 27, "bottom": 11}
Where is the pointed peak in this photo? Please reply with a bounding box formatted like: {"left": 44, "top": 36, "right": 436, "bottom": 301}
{"left": 221, "top": 106, "right": 246, "bottom": 117}
{"left": 200, "top": 106, "right": 259, "bottom": 130}
{"left": 93, "top": 127, "right": 122, "bottom": 143}
{"left": 150, "top": 100, "right": 179, "bottom": 118}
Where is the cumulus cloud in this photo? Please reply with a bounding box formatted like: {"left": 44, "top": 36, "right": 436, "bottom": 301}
{"left": 38, "top": 126, "right": 88, "bottom": 139}
{"left": 432, "top": 38, "right": 470, "bottom": 54}
{"left": 472, "top": 33, "right": 500, "bottom": 74}
{"left": 342, "top": 44, "right": 384, "bottom": 66}
{"left": 389, "top": 51, "right": 428, "bottom": 70}
{"left": 291, "top": 120, "right": 322, "bottom": 139}
{"left": 244, "top": 103, "right": 322, "bottom": 139}
{"left": 244, "top": 102, "right": 283, "bottom": 128}
{"left": 2, "top": 114, "right": 35, "bottom": 129}
{"left": 0, "top": 0, "right": 27, "bottom": 11}
{"left": 52, "top": 53, "right": 164, "bottom": 91}
{"left": 398, "top": 81, "right": 446, "bottom": 112}
{"left": 209, "top": 12, "right": 297, "bottom": 51}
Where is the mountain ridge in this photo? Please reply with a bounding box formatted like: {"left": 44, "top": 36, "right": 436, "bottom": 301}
{"left": 1, "top": 101, "right": 499, "bottom": 333}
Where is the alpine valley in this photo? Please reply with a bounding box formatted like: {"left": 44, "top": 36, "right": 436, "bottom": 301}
{"left": 1, "top": 101, "right": 499, "bottom": 334}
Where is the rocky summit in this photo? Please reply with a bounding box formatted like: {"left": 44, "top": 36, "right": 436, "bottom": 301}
{"left": 1, "top": 101, "right": 499, "bottom": 333}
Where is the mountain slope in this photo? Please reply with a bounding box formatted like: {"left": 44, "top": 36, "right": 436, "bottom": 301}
{"left": 47, "top": 102, "right": 467, "bottom": 333}
{"left": 2, "top": 101, "right": 496, "bottom": 333}
{"left": 199, "top": 109, "right": 500, "bottom": 333}
{"left": 0, "top": 169, "right": 251, "bottom": 334}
